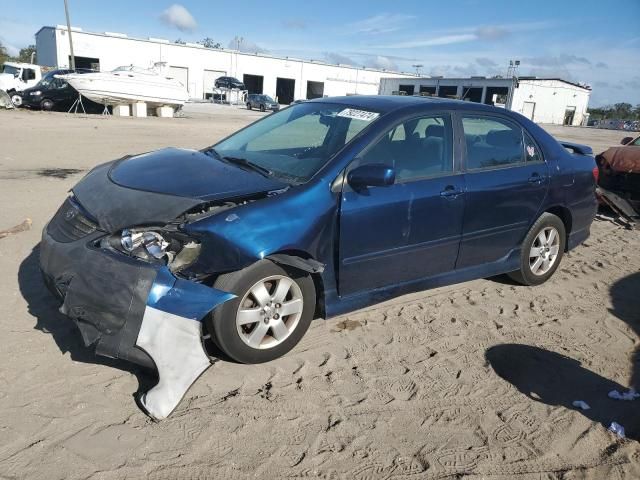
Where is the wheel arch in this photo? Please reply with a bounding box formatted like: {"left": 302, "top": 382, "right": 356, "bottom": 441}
{"left": 543, "top": 205, "right": 572, "bottom": 251}
{"left": 266, "top": 250, "right": 326, "bottom": 319}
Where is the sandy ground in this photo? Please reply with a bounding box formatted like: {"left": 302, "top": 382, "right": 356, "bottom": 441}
{"left": 0, "top": 105, "right": 639, "bottom": 479}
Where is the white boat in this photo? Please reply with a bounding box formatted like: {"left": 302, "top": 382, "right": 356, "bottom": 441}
{"left": 60, "top": 65, "right": 189, "bottom": 107}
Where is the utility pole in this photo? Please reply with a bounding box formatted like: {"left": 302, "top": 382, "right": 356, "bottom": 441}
{"left": 412, "top": 64, "right": 423, "bottom": 76}
{"left": 64, "top": 0, "right": 76, "bottom": 70}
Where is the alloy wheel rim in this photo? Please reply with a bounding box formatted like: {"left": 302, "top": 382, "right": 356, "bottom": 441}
{"left": 529, "top": 226, "right": 560, "bottom": 276}
{"left": 235, "top": 275, "right": 303, "bottom": 350}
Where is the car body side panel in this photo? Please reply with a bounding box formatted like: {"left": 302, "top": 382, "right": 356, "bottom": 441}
{"left": 456, "top": 163, "right": 550, "bottom": 269}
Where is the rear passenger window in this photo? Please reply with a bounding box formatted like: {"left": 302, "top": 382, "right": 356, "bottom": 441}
{"left": 462, "top": 116, "right": 524, "bottom": 170}
{"left": 359, "top": 115, "right": 453, "bottom": 182}
{"left": 524, "top": 131, "right": 543, "bottom": 163}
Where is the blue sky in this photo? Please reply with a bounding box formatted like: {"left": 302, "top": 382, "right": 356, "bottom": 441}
{"left": 1, "top": 0, "right": 638, "bottom": 106}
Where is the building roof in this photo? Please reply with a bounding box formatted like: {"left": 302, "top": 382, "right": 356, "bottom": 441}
{"left": 382, "top": 75, "right": 591, "bottom": 91}
{"left": 35, "top": 25, "right": 413, "bottom": 77}
{"left": 517, "top": 77, "right": 592, "bottom": 91}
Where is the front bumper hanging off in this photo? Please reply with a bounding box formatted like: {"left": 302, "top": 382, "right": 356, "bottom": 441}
{"left": 40, "top": 227, "right": 235, "bottom": 420}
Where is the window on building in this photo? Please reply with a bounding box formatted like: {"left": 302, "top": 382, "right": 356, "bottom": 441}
{"left": 462, "top": 116, "right": 524, "bottom": 170}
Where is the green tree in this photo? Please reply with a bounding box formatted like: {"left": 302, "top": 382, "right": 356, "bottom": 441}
{"left": 16, "top": 44, "right": 36, "bottom": 63}
{"left": 0, "top": 41, "right": 9, "bottom": 66}
{"left": 198, "top": 37, "right": 221, "bottom": 49}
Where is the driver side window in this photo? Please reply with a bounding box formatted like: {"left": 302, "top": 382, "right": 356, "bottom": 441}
{"left": 358, "top": 115, "right": 453, "bottom": 182}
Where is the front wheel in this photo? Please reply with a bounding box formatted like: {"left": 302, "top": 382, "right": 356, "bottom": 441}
{"left": 260, "top": 104, "right": 266, "bottom": 112}
{"left": 11, "top": 93, "right": 22, "bottom": 107}
{"left": 208, "top": 260, "right": 316, "bottom": 363}
{"left": 246, "top": 103, "right": 252, "bottom": 110}
{"left": 508, "top": 213, "right": 566, "bottom": 286}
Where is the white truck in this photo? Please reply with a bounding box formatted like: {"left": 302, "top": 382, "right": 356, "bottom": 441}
{"left": 0, "top": 62, "right": 43, "bottom": 106}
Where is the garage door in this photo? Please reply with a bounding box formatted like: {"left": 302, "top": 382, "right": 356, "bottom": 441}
{"left": 169, "top": 66, "right": 189, "bottom": 95}
{"left": 203, "top": 69, "right": 226, "bottom": 98}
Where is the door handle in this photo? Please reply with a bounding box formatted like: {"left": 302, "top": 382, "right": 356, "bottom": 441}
{"left": 528, "top": 173, "right": 545, "bottom": 184}
{"left": 440, "top": 186, "right": 463, "bottom": 198}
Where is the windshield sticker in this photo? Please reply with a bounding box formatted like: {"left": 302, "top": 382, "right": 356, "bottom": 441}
{"left": 337, "top": 108, "right": 380, "bottom": 122}
{"left": 526, "top": 145, "right": 536, "bottom": 157}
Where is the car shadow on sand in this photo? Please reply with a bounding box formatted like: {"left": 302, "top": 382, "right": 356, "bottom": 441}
{"left": 609, "top": 271, "right": 640, "bottom": 391}
{"left": 18, "top": 245, "right": 158, "bottom": 397}
{"left": 486, "top": 344, "right": 639, "bottom": 441}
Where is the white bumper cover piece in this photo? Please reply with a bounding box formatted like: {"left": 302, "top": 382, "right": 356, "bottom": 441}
{"left": 136, "top": 306, "right": 212, "bottom": 420}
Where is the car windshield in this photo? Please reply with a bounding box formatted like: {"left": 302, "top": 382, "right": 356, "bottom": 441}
{"left": 257, "top": 95, "right": 274, "bottom": 102}
{"left": 211, "top": 102, "right": 379, "bottom": 183}
{"left": 2, "top": 65, "right": 20, "bottom": 76}
{"left": 633, "top": 137, "right": 640, "bottom": 146}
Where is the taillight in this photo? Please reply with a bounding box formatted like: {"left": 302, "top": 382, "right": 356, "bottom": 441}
{"left": 592, "top": 166, "right": 599, "bottom": 184}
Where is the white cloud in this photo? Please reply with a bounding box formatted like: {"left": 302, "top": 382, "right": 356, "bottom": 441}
{"left": 376, "top": 20, "right": 556, "bottom": 49}
{"left": 348, "top": 14, "right": 415, "bottom": 35}
{"left": 160, "top": 4, "right": 197, "bottom": 32}
{"left": 228, "top": 37, "right": 268, "bottom": 54}
{"left": 324, "top": 52, "right": 354, "bottom": 66}
{"left": 379, "top": 34, "right": 476, "bottom": 49}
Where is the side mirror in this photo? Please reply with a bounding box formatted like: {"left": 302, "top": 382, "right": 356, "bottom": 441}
{"left": 347, "top": 164, "right": 395, "bottom": 189}
{"left": 621, "top": 136, "right": 633, "bottom": 145}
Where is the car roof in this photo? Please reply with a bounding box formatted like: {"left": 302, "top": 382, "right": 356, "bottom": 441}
{"left": 308, "top": 95, "right": 503, "bottom": 115}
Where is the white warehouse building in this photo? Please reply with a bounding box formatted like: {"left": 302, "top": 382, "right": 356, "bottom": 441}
{"left": 35, "top": 25, "right": 410, "bottom": 104}
{"left": 379, "top": 76, "right": 592, "bottom": 126}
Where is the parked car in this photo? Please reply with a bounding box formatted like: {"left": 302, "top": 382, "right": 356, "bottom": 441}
{"left": 19, "top": 69, "right": 103, "bottom": 112}
{"left": 40, "top": 96, "right": 597, "bottom": 419}
{"left": 0, "top": 61, "right": 42, "bottom": 106}
{"left": 246, "top": 94, "right": 279, "bottom": 112}
{"left": 214, "top": 76, "right": 245, "bottom": 90}
{"left": 595, "top": 134, "right": 640, "bottom": 221}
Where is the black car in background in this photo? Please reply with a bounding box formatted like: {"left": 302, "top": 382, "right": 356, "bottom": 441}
{"left": 214, "top": 76, "right": 245, "bottom": 90}
{"left": 20, "top": 69, "right": 103, "bottom": 112}
{"left": 246, "top": 94, "right": 279, "bottom": 112}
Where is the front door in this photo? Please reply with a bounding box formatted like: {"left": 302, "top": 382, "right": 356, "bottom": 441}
{"left": 456, "top": 114, "right": 549, "bottom": 269}
{"left": 338, "top": 114, "right": 465, "bottom": 296}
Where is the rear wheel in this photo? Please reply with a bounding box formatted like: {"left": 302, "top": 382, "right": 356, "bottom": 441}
{"left": 208, "top": 260, "right": 316, "bottom": 364}
{"left": 40, "top": 98, "right": 54, "bottom": 111}
{"left": 508, "top": 213, "right": 566, "bottom": 286}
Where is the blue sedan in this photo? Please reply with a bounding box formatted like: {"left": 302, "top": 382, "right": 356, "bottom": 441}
{"left": 40, "top": 95, "right": 598, "bottom": 418}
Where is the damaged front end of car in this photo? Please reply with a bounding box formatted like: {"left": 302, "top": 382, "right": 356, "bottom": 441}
{"left": 39, "top": 154, "right": 289, "bottom": 420}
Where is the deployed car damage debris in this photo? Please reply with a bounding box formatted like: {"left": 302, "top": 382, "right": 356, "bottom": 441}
{"left": 40, "top": 149, "right": 288, "bottom": 419}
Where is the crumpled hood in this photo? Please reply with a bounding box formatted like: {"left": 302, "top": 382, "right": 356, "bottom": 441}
{"left": 109, "top": 147, "right": 285, "bottom": 200}
{"left": 72, "top": 148, "right": 286, "bottom": 233}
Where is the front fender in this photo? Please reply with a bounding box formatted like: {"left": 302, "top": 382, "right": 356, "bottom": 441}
{"left": 183, "top": 181, "right": 338, "bottom": 276}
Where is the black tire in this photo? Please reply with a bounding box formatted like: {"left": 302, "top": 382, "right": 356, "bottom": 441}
{"left": 40, "top": 99, "right": 54, "bottom": 111}
{"left": 508, "top": 212, "right": 566, "bottom": 286}
{"left": 208, "top": 259, "right": 316, "bottom": 364}
{"left": 260, "top": 104, "right": 266, "bottom": 112}
{"left": 246, "top": 103, "right": 252, "bottom": 110}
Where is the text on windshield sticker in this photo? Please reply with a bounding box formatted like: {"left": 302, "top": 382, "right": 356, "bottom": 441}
{"left": 337, "top": 108, "right": 380, "bottom": 122}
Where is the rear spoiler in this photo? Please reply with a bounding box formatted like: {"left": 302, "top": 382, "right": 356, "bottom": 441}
{"left": 559, "top": 141, "right": 593, "bottom": 156}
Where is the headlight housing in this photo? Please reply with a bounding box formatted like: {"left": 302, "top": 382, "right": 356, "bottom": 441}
{"left": 105, "top": 228, "right": 201, "bottom": 273}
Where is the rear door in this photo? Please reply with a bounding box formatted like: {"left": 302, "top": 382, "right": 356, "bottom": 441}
{"left": 338, "top": 113, "right": 465, "bottom": 296}
{"left": 456, "top": 114, "right": 549, "bottom": 269}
